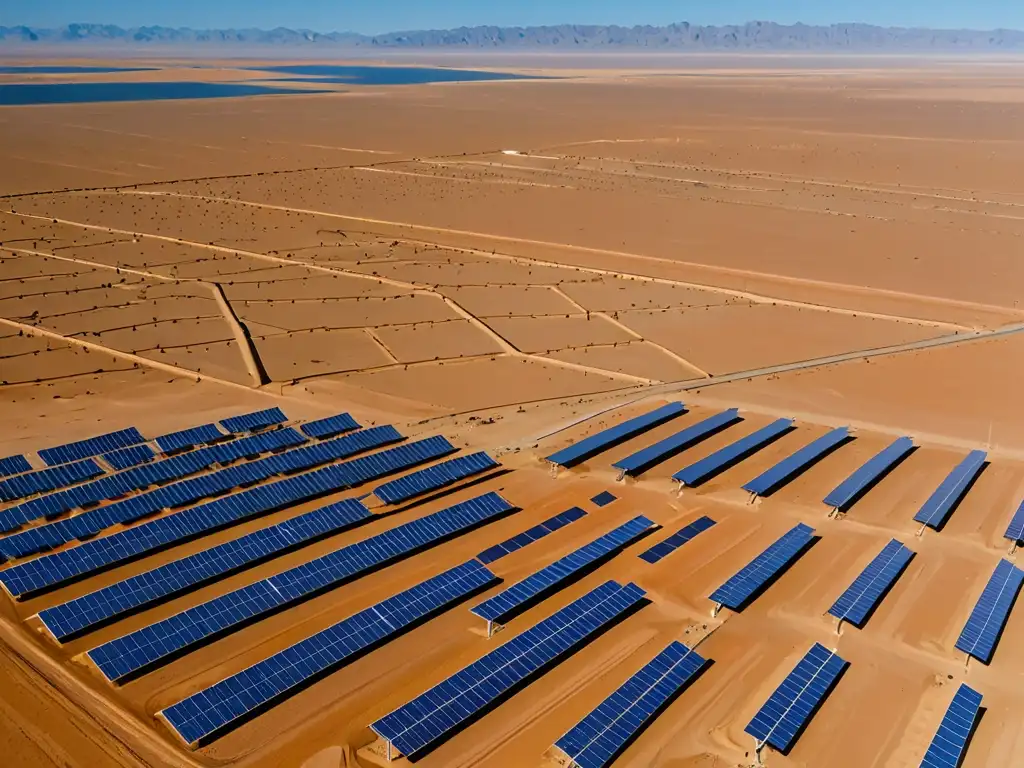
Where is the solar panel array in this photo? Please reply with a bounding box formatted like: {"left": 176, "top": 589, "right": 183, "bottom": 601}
{"left": 300, "top": 412, "right": 360, "bottom": 440}
{"left": 0, "top": 462, "right": 370, "bottom": 600}
{"left": 0, "top": 458, "right": 104, "bottom": 503}
{"left": 673, "top": 418, "right": 794, "bottom": 488}
{"left": 611, "top": 408, "right": 742, "bottom": 476}
{"left": 373, "top": 451, "right": 498, "bottom": 505}
{"left": 1003, "top": 499, "right": 1024, "bottom": 545}
{"left": 219, "top": 408, "right": 287, "bottom": 434}
{"left": 87, "top": 491, "right": 514, "bottom": 682}
{"left": 745, "top": 643, "right": 847, "bottom": 753}
{"left": 828, "top": 539, "right": 914, "bottom": 628}
{"left": 155, "top": 423, "right": 225, "bottom": 454}
{"left": 914, "top": 450, "right": 987, "bottom": 529}
{"left": 371, "top": 580, "right": 647, "bottom": 760}
{"left": 160, "top": 559, "right": 499, "bottom": 746}
{"left": 546, "top": 402, "right": 686, "bottom": 468}
{"left": 39, "top": 427, "right": 146, "bottom": 467}
{"left": 471, "top": 515, "right": 657, "bottom": 625}
{"left": 0, "top": 427, "right": 309, "bottom": 538}
{"left": 554, "top": 641, "right": 707, "bottom": 768}
{"left": 920, "top": 683, "right": 982, "bottom": 768}
{"left": 38, "top": 499, "right": 372, "bottom": 642}
{"left": 822, "top": 436, "right": 914, "bottom": 512}
{"left": 954, "top": 558, "right": 1024, "bottom": 664}
{"left": 477, "top": 506, "right": 587, "bottom": 564}
{"left": 710, "top": 523, "right": 815, "bottom": 611}
{"left": 742, "top": 427, "right": 850, "bottom": 497}
{"left": 0, "top": 455, "right": 32, "bottom": 478}
{"left": 638, "top": 516, "right": 716, "bottom": 565}
{"left": 102, "top": 444, "right": 156, "bottom": 471}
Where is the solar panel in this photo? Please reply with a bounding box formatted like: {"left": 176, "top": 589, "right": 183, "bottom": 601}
{"left": 477, "top": 506, "right": 587, "bottom": 564}
{"left": 709, "top": 523, "right": 815, "bottom": 611}
{"left": 0, "top": 458, "right": 104, "bottom": 504}
{"left": 742, "top": 427, "right": 850, "bottom": 497}
{"left": 914, "top": 450, "right": 987, "bottom": 530}
{"left": 745, "top": 643, "right": 847, "bottom": 754}
{"left": 155, "top": 423, "right": 225, "bottom": 454}
{"left": 86, "top": 492, "right": 515, "bottom": 683}
{"left": 219, "top": 407, "right": 287, "bottom": 434}
{"left": 471, "top": 515, "right": 657, "bottom": 626}
{"left": 673, "top": 418, "right": 795, "bottom": 488}
{"left": 0, "top": 427, "right": 309, "bottom": 537}
{"left": 160, "top": 559, "right": 498, "bottom": 747}
{"left": 827, "top": 539, "right": 914, "bottom": 628}
{"left": 823, "top": 436, "right": 914, "bottom": 512}
{"left": 0, "top": 433, "right": 446, "bottom": 599}
{"left": 373, "top": 452, "right": 498, "bottom": 505}
{"left": 39, "top": 427, "right": 146, "bottom": 467}
{"left": 920, "top": 683, "right": 982, "bottom": 768}
{"left": 638, "top": 516, "right": 716, "bottom": 564}
{"left": 591, "top": 491, "right": 616, "bottom": 507}
{"left": 954, "top": 558, "right": 1024, "bottom": 664}
{"left": 0, "top": 455, "right": 32, "bottom": 478}
{"left": 546, "top": 402, "right": 686, "bottom": 468}
{"left": 37, "top": 499, "right": 372, "bottom": 642}
{"left": 102, "top": 444, "right": 156, "bottom": 471}
{"left": 1004, "top": 499, "right": 1024, "bottom": 545}
{"left": 554, "top": 640, "right": 707, "bottom": 768}
{"left": 612, "top": 408, "right": 742, "bottom": 477}
{"left": 371, "top": 580, "right": 647, "bottom": 760}
{"left": 300, "top": 412, "right": 360, "bottom": 440}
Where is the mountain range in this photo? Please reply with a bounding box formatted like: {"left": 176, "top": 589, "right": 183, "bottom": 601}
{"left": 1, "top": 21, "right": 1023, "bottom": 50}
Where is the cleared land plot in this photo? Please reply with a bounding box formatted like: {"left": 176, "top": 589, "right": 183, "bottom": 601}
{"left": 488, "top": 314, "right": 635, "bottom": 354}
{"left": 373, "top": 319, "right": 503, "bottom": 363}
{"left": 256, "top": 328, "right": 393, "bottom": 380}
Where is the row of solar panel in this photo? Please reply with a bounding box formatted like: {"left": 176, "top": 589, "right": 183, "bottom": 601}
{"left": 0, "top": 426, "right": 400, "bottom": 561}
{"left": 477, "top": 506, "right": 587, "bottom": 564}
{"left": 0, "top": 427, "right": 309, "bottom": 535}
{"left": 0, "top": 434, "right": 453, "bottom": 601}
{"left": 0, "top": 458, "right": 104, "bottom": 504}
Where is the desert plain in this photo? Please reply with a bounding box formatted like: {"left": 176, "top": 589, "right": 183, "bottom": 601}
{"left": 0, "top": 54, "right": 1024, "bottom": 768}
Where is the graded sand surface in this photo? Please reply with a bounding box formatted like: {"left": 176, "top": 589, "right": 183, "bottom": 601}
{"left": 1, "top": 55, "right": 1024, "bottom": 768}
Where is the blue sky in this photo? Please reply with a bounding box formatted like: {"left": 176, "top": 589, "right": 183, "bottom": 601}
{"left": 6, "top": 1, "right": 1024, "bottom": 35}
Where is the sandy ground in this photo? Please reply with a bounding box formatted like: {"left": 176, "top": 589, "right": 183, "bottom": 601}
{"left": 1, "top": 55, "right": 1024, "bottom": 768}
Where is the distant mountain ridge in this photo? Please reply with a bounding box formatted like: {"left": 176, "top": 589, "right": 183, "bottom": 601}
{"left": 2, "top": 21, "right": 1023, "bottom": 50}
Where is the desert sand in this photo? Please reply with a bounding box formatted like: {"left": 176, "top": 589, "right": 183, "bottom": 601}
{"left": 1, "top": 55, "right": 1024, "bottom": 768}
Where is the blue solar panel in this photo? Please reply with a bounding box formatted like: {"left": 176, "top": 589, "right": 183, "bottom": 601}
{"left": 555, "top": 640, "right": 707, "bottom": 768}
{"left": 920, "top": 683, "right": 982, "bottom": 768}
{"left": 743, "top": 427, "right": 850, "bottom": 497}
{"left": 591, "top": 491, "right": 616, "bottom": 507}
{"left": 160, "top": 559, "right": 498, "bottom": 746}
{"left": 673, "top": 418, "right": 795, "bottom": 488}
{"left": 300, "top": 412, "right": 361, "bottom": 440}
{"left": 828, "top": 539, "right": 914, "bottom": 627}
{"left": 822, "top": 436, "right": 914, "bottom": 512}
{"left": 39, "top": 427, "right": 146, "bottom": 467}
{"left": 155, "top": 423, "right": 225, "bottom": 454}
{"left": 87, "top": 491, "right": 514, "bottom": 682}
{"left": 914, "top": 450, "right": 987, "bottom": 529}
{"left": 0, "top": 434, "right": 446, "bottom": 600}
{"left": 709, "top": 523, "right": 815, "bottom": 611}
{"left": 38, "top": 499, "right": 372, "bottom": 643}
{"left": 745, "top": 643, "right": 847, "bottom": 754}
{"left": 612, "top": 408, "right": 742, "bottom": 476}
{"left": 471, "top": 515, "right": 656, "bottom": 625}
{"left": 955, "top": 558, "right": 1024, "bottom": 664}
{"left": 102, "top": 444, "right": 156, "bottom": 471}
{"left": 373, "top": 452, "right": 498, "bottom": 505}
{"left": 546, "top": 402, "right": 686, "bottom": 468}
{"left": 477, "top": 506, "right": 587, "bottom": 564}
{"left": 0, "top": 458, "right": 103, "bottom": 503}
{"left": 1004, "top": 499, "right": 1024, "bottom": 544}
{"left": 0, "top": 455, "right": 32, "bottom": 478}
{"left": 219, "top": 408, "right": 287, "bottom": 434}
{"left": 0, "top": 427, "right": 309, "bottom": 538}
{"left": 371, "top": 580, "right": 647, "bottom": 760}
{"left": 638, "top": 516, "right": 716, "bottom": 564}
